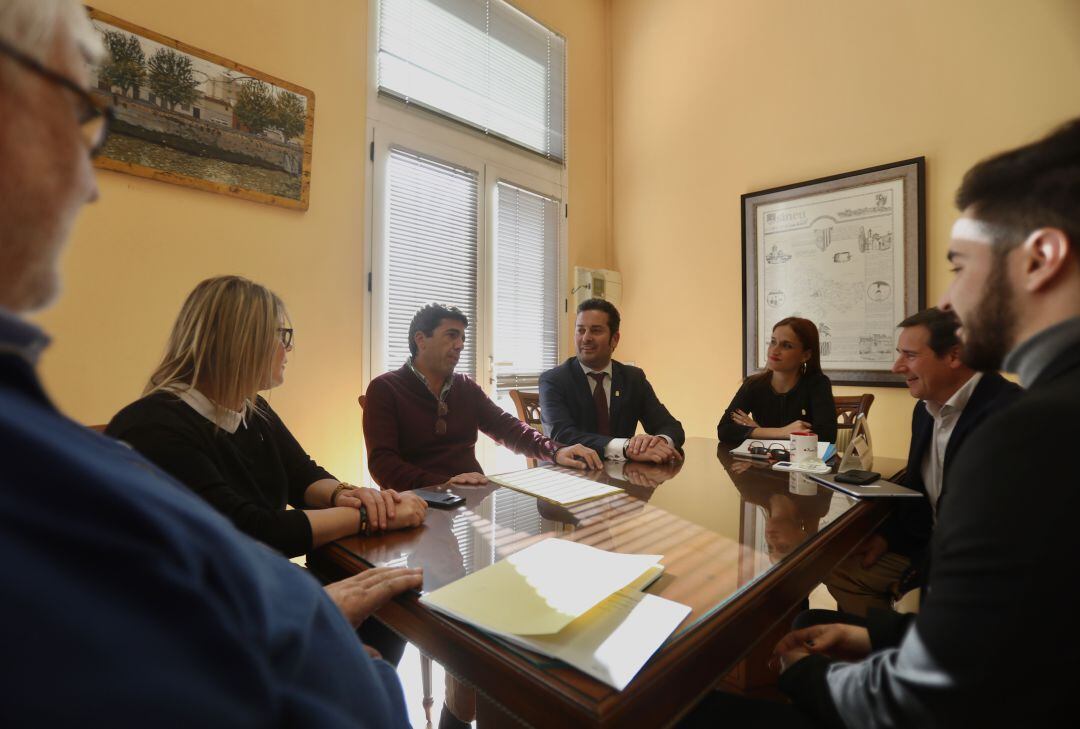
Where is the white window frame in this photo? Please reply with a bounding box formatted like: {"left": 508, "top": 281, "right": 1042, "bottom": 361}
{"left": 362, "top": 0, "right": 569, "bottom": 401}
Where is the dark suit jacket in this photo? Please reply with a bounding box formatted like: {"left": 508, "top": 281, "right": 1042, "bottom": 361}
{"left": 780, "top": 339, "right": 1080, "bottom": 729}
{"left": 539, "top": 357, "right": 685, "bottom": 456}
{"left": 883, "top": 371, "right": 1022, "bottom": 558}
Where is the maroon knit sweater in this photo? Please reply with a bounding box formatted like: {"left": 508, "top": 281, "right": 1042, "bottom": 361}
{"left": 363, "top": 364, "right": 560, "bottom": 490}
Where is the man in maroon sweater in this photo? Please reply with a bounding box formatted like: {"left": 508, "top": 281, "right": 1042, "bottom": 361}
{"left": 363, "top": 303, "right": 602, "bottom": 492}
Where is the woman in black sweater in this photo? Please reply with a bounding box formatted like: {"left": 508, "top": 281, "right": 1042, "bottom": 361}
{"left": 107, "top": 275, "right": 427, "bottom": 558}
{"left": 717, "top": 317, "right": 837, "bottom": 444}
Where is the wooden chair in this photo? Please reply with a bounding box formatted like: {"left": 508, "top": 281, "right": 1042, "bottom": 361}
{"left": 357, "top": 393, "right": 433, "bottom": 722}
{"left": 508, "top": 390, "right": 543, "bottom": 468}
{"left": 89, "top": 424, "right": 107, "bottom": 433}
{"left": 834, "top": 394, "right": 874, "bottom": 454}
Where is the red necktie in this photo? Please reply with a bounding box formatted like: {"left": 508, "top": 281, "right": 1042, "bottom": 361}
{"left": 588, "top": 372, "right": 610, "bottom": 436}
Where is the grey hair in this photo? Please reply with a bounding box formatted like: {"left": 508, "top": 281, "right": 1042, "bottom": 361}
{"left": 0, "top": 0, "right": 102, "bottom": 65}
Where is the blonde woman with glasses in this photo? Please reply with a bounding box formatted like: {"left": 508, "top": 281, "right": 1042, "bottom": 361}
{"left": 107, "top": 275, "right": 427, "bottom": 558}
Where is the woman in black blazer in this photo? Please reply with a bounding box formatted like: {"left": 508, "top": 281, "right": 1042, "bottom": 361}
{"left": 718, "top": 317, "right": 837, "bottom": 444}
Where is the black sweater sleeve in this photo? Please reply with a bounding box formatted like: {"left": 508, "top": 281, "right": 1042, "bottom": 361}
{"left": 108, "top": 398, "right": 315, "bottom": 558}
{"left": 259, "top": 398, "right": 335, "bottom": 507}
{"left": 807, "top": 374, "right": 838, "bottom": 444}
{"left": 717, "top": 382, "right": 755, "bottom": 443}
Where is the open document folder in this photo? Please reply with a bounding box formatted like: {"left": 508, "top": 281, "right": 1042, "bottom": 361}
{"left": 489, "top": 467, "right": 623, "bottom": 506}
{"left": 732, "top": 438, "right": 836, "bottom": 462}
{"left": 420, "top": 539, "right": 689, "bottom": 690}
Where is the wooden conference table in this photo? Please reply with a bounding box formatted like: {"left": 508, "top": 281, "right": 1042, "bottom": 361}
{"left": 309, "top": 438, "right": 904, "bottom": 728}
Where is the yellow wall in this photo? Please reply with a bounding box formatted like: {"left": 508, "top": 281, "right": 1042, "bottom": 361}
{"left": 32, "top": 0, "right": 612, "bottom": 482}
{"left": 609, "top": 0, "right": 1080, "bottom": 458}
{"left": 35, "top": 0, "right": 1079, "bottom": 471}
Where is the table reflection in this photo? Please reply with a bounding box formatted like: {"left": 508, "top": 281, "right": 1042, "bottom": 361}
{"left": 327, "top": 439, "right": 908, "bottom": 643}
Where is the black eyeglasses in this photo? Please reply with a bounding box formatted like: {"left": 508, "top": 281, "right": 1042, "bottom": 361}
{"left": 277, "top": 328, "right": 294, "bottom": 350}
{"left": 748, "top": 441, "right": 790, "bottom": 462}
{"left": 0, "top": 38, "right": 113, "bottom": 157}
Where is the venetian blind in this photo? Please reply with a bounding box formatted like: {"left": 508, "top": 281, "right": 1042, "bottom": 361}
{"left": 377, "top": 0, "right": 566, "bottom": 162}
{"left": 493, "top": 180, "right": 559, "bottom": 389}
{"left": 385, "top": 147, "right": 479, "bottom": 377}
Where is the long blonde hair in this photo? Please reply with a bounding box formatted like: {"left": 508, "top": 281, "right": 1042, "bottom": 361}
{"left": 146, "top": 276, "right": 288, "bottom": 421}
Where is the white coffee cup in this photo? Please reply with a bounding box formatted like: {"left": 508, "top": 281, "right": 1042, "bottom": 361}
{"left": 790, "top": 431, "right": 818, "bottom": 464}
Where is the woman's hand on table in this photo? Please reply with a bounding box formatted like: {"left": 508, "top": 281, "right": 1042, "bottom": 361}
{"left": 337, "top": 486, "right": 401, "bottom": 531}
{"left": 385, "top": 491, "right": 428, "bottom": 531}
{"left": 730, "top": 409, "right": 760, "bottom": 428}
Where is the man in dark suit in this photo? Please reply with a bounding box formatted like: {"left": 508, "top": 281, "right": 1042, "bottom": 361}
{"left": 826, "top": 307, "right": 1021, "bottom": 616}
{"left": 540, "top": 298, "right": 684, "bottom": 463}
{"left": 763, "top": 117, "right": 1080, "bottom": 728}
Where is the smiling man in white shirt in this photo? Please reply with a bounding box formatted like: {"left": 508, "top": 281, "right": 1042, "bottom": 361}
{"left": 826, "top": 307, "right": 1021, "bottom": 616}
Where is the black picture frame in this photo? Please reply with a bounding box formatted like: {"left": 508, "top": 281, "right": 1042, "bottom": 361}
{"left": 741, "top": 158, "right": 925, "bottom": 387}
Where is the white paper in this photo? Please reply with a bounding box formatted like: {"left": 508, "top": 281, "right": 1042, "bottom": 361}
{"left": 489, "top": 467, "right": 623, "bottom": 506}
{"left": 500, "top": 588, "right": 690, "bottom": 690}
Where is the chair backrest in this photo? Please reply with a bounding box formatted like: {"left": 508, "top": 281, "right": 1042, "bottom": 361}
{"left": 834, "top": 394, "right": 874, "bottom": 454}
{"left": 509, "top": 390, "right": 542, "bottom": 431}
{"left": 508, "top": 390, "right": 542, "bottom": 468}
{"left": 835, "top": 394, "right": 874, "bottom": 429}
{"left": 89, "top": 424, "right": 107, "bottom": 433}
{"left": 358, "top": 395, "right": 367, "bottom": 410}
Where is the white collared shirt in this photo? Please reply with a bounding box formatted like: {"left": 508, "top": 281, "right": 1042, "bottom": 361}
{"left": 168, "top": 384, "right": 247, "bottom": 434}
{"left": 579, "top": 360, "right": 672, "bottom": 460}
{"left": 920, "top": 372, "right": 982, "bottom": 517}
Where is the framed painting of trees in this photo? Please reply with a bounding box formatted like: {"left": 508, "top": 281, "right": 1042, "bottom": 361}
{"left": 86, "top": 7, "right": 315, "bottom": 210}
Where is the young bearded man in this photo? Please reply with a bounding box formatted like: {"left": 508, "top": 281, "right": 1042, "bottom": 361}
{"left": 769, "top": 119, "right": 1080, "bottom": 728}
{"left": 540, "top": 298, "right": 685, "bottom": 464}
{"left": 685, "top": 118, "right": 1080, "bottom": 729}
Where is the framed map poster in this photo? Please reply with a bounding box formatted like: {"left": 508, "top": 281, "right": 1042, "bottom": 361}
{"left": 741, "top": 158, "right": 925, "bottom": 387}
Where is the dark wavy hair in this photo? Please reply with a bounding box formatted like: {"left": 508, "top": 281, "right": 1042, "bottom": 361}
{"left": 408, "top": 303, "right": 468, "bottom": 357}
{"left": 956, "top": 117, "right": 1080, "bottom": 256}
{"left": 898, "top": 307, "right": 961, "bottom": 357}
{"left": 576, "top": 297, "right": 621, "bottom": 335}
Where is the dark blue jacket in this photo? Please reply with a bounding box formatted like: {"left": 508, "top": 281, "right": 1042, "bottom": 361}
{"left": 539, "top": 357, "right": 685, "bottom": 455}
{"left": 0, "top": 316, "right": 408, "bottom": 727}
{"left": 884, "top": 371, "right": 1023, "bottom": 558}
{"left": 781, "top": 349, "right": 1078, "bottom": 728}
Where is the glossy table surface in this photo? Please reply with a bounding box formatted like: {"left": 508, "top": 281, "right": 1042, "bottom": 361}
{"left": 310, "top": 439, "right": 904, "bottom": 727}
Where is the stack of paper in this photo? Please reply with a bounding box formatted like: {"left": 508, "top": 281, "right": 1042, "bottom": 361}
{"left": 489, "top": 467, "right": 623, "bottom": 506}
{"left": 420, "top": 538, "right": 689, "bottom": 690}
{"left": 732, "top": 438, "right": 836, "bottom": 462}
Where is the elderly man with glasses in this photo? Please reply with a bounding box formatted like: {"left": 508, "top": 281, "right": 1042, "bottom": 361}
{"left": 0, "top": 2, "right": 415, "bottom": 725}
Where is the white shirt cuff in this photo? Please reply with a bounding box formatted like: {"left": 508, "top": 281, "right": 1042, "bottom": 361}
{"left": 604, "top": 437, "right": 628, "bottom": 461}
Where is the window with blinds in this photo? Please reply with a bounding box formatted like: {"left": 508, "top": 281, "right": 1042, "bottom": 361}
{"left": 384, "top": 147, "right": 479, "bottom": 377}
{"left": 492, "top": 180, "right": 559, "bottom": 391}
{"left": 377, "top": 0, "right": 566, "bottom": 162}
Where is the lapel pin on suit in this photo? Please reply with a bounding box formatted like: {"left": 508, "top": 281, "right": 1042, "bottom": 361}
{"left": 615, "top": 390, "right": 621, "bottom": 398}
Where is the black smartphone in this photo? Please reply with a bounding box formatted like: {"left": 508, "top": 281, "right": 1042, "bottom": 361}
{"left": 413, "top": 489, "right": 466, "bottom": 509}
{"left": 834, "top": 469, "right": 880, "bottom": 485}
